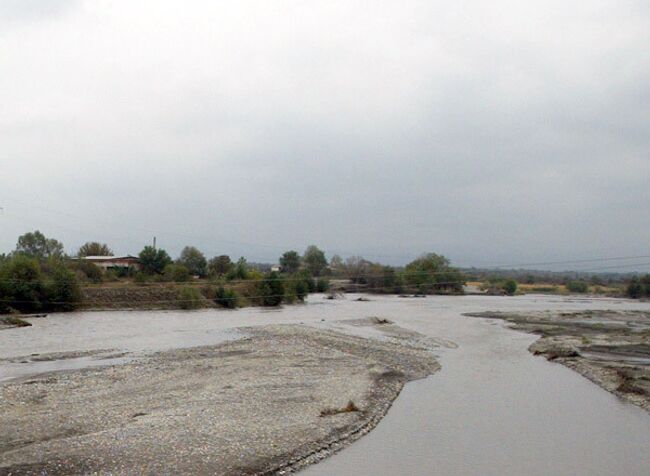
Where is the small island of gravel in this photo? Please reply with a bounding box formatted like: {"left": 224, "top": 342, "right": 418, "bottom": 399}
{"left": 0, "top": 319, "right": 439, "bottom": 475}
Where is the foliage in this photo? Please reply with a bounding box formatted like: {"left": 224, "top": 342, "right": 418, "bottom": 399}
{"left": 303, "top": 245, "right": 328, "bottom": 277}
{"left": 279, "top": 250, "right": 301, "bottom": 274}
{"left": 44, "top": 260, "right": 82, "bottom": 311}
{"left": 74, "top": 260, "right": 103, "bottom": 283}
{"left": 502, "top": 279, "right": 518, "bottom": 296}
{"left": 15, "top": 230, "right": 64, "bottom": 259}
{"left": 163, "top": 263, "right": 190, "bottom": 282}
{"left": 256, "top": 271, "right": 284, "bottom": 306}
{"left": 208, "top": 255, "right": 233, "bottom": 277}
{"left": 178, "top": 246, "right": 207, "bottom": 277}
{"left": 293, "top": 279, "right": 308, "bottom": 301}
{"left": 138, "top": 246, "right": 172, "bottom": 275}
{"left": 0, "top": 255, "right": 81, "bottom": 313}
{"left": 295, "top": 269, "right": 316, "bottom": 292}
{"left": 133, "top": 272, "right": 150, "bottom": 284}
{"left": 627, "top": 275, "right": 650, "bottom": 299}
{"left": 0, "top": 255, "right": 44, "bottom": 313}
{"left": 315, "top": 278, "right": 330, "bottom": 293}
{"left": 405, "top": 253, "right": 464, "bottom": 294}
{"left": 77, "top": 242, "right": 113, "bottom": 257}
{"left": 226, "top": 257, "right": 249, "bottom": 281}
{"left": 177, "top": 286, "right": 203, "bottom": 310}
{"left": 566, "top": 280, "right": 589, "bottom": 293}
{"left": 213, "top": 286, "right": 239, "bottom": 308}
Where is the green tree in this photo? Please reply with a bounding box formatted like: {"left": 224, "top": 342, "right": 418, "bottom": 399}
{"left": 405, "top": 253, "right": 464, "bottom": 294}
{"left": 566, "top": 280, "right": 589, "bottom": 293}
{"left": 208, "top": 255, "right": 233, "bottom": 277}
{"left": 502, "top": 279, "right": 518, "bottom": 296}
{"left": 213, "top": 286, "right": 239, "bottom": 308}
{"left": 227, "top": 257, "right": 249, "bottom": 280}
{"left": 280, "top": 250, "right": 301, "bottom": 274}
{"left": 0, "top": 255, "right": 44, "bottom": 313}
{"left": 303, "top": 245, "right": 327, "bottom": 277}
{"left": 16, "top": 230, "right": 64, "bottom": 259}
{"left": 257, "top": 271, "right": 284, "bottom": 306}
{"left": 77, "top": 242, "right": 113, "bottom": 257}
{"left": 44, "top": 260, "right": 82, "bottom": 312}
{"left": 178, "top": 246, "right": 207, "bottom": 277}
{"left": 138, "top": 246, "right": 172, "bottom": 275}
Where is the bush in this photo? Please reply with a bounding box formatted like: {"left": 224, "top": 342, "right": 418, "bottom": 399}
{"left": 502, "top": 279, "right": 518, "bottom": 296}
{"left": 75, "top": 260, "right": 103, "bottom": 283}
{"left": 626, "top": 275, "right": 650, "bottom": 298}
{"left": 295, "top": 269, "right": 316, "bottom": 292}
{"left": 0, "top": 255, "right": 44, "bottom": 313}
{"left": 214, "top": 286, "right": 238, "bottom": 308}
{"left": 566, "top": 280, "right": 589, "bottom": 293}
{"left": 294, "top": 279, "right": 308, "bottom": 301}
{"left": 44, "top": 262, "right": 82, "bottom": 312}
{"left": 0, "top": 255, "right": 81, "bottom": 313}
{"left": 177, "top": 286, "right": 203, "bottom": 310}
{"left": 133, "top": 272, "right": 150, "bottom": 284}
{"left": 163, "top": 264, "right": 190, "bottom": 282}
{"left": 315, "top": 278, "right": 330, "bottom": 293}
{"left": 256, "top": 271, "right": 284, "bottom": 306}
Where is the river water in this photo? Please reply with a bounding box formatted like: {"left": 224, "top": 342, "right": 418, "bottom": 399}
{"left": 2, "top": 294, "right": 650, "bottom": 475}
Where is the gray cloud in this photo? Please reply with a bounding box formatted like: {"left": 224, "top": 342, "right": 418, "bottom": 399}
{"left": 1, "top": 0, "right": 649, "bottom": 269}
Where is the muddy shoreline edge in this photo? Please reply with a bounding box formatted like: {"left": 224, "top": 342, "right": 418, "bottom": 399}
{"left": 465, "top": 310, "right": 650, "bottom": 413}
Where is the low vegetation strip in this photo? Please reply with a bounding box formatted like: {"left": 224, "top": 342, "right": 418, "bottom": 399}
{"left": 465, "top": 310, "right": 650, "bottom": 412}
{"left": 0, "top": 322, "right": 439, "bottom": 475}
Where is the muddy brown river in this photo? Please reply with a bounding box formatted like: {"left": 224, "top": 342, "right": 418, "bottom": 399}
{"left": 2, "top": 294, "right": 650, "bottom": 475}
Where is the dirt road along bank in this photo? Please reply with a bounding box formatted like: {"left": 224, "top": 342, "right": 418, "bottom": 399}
{"left": 466, "top": 310, "right": 650, "bottom": 412}
{"left": 0, "top": 320, "right": 439, "bottom": 475}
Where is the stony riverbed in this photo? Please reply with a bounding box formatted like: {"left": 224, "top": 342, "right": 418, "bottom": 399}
{"left": 0, "top": 319, "right": 439, "bottom": 475}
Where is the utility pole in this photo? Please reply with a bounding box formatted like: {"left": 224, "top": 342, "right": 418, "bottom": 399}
{"left": 153, "top": 236, "right": 156, "bottom": 250}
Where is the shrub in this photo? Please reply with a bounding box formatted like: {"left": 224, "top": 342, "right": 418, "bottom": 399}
{"left": 626, "top": 277, "right": 648, "bottom": 299}
{"left": 163, "top": 264, "right": 190, "bottom": 282}
{"left": 315, "top": 278, "right": 330, "bottom": 293}
{"left": 0, "top": 255, "right": 81, "bottom": 313}
{"left": 177, "top": 286, "right": 203, "bottom": 310}
{"left": 502, "top": 279, "right": 518, "bottom": 296}
{"left": 296, "top": 269, "right": 316, "bottom": 292}
{"left": 133, "top": 272, "right": 150, "bottom": 284}
{"left": 566, "top": 280, "right": 589, "bottom": 293}
{"left": 0, "top": 255, "right": 44, "bottom": 313}
{"left": 44, "top": 262, "right": 82, "bottom": 312}
{"left": 75, "top": 260, "right": 103, "bottom": 283}
{"left": 294, "top": 279, "right": 308, "bottom": 301}
{"left": 256, "top": 271, "right": 284, "bottom": 306}
{"left": 214, "top": 286, "right": 238, "bottom": 309}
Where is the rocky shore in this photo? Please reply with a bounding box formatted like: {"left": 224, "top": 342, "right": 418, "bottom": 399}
{"left": 0, "top": 320, "right": 439, "bottom": 475}
{"left": 466, "top": 310, "right": 650, "bottom": 412}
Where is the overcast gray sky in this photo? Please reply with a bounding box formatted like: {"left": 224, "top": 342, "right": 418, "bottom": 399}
{"left": 1, "top": 0, "right": 649, "bottom": 269}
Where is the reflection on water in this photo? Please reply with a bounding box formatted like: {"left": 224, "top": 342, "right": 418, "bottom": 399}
{"left": 2, "top": 294, "right": 650, "bottom": 475}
